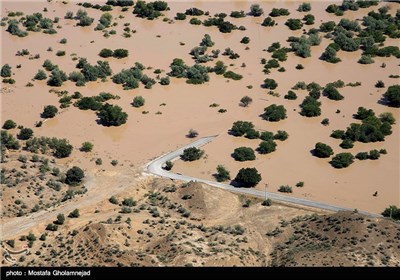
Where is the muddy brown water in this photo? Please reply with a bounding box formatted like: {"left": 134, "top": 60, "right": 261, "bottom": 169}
{"left": 1, "top": 1, "right": 399, "bottom": 213}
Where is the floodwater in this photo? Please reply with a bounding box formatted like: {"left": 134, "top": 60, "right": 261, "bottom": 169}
{"left": 1, "top": 0, "right": 399, "bottom": 213}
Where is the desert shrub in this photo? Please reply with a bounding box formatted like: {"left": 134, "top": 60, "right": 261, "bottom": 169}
{"left": 164, "top": 160, "right": 173, "bottom": 171}
{"left": 263, "top": 78, "right": 278, "bottom": 90}
{"left": 297, "top": 3, "right": 311, "bottom": 12}
{"left": 99, "top": 48, "right": 113, "bottom": 58}
{"left": 269, "top": 8, "right": 290, "bottom": 17}
{"left": 261, "top": 17, "right": 275, "bottom": 27}
{"left": 284, "top": 91, "right": 297, "bottom": 100}
{"left": 42, "top": 105, "right": 58, "bottom": 118}
{"left": 249, "top": 4, "right": 263, "bottom": 17}
{"left": 358, "top": 55, "right": 374, "bottom": 64}
{"left": 383, "top": 85, "right": 400, "bottom": 107}
{"left": 230, "top": 11, "right": 245, "bottom": 18}
{"left": 324, "top": 85, "right": 344, "bottom": 100}
{"left": 330, "top": 153, "right": 354, "bottom": 168}
{"left": 1, "top": 131, "right": 20, "bottom": 150}
{"left": 257, "top": 140, "right": 276, "bottom": 154}
{"left": 382, "top": 206, "right": 400, "bottom": 221}
{"left": 245, "top": 129, "right": 260, "bottom": 139}
{"left": 300, "top": 96, "right": 321, "bottom": 117}
{"left": 285, "top": 18, "right": 303, "bottom": 30}
{"left": 340, "top": 139, "right": 354, "bottom": 149}
{"left": 233, "top": 147, "right": 255, "bottom": 162}
{"left": 234, "top": 168, "right": 262, "bottom": 187}
{"left": 18, "top": 128, "right": 33, "bottom": 140}
{"left": 132, "top": 96, "right": 145, "bottom": 107}
{"left": 278, "top": 185, "right": 292, "bottom": 193}
{"left": 223, "top": 71, "right": 242, "bottom": 80}
{"left": 98, "top": 104, "right": 128, "bottom": 126}
{"left": 113, "top": 48, "right": 128, "bottom": 58}
{"left": 314, "top": 142, "right": 334, "bottom": 158}
{"left": 230, "top": 121, "right": 254, "bottom": 136}
{"left": 187, "top": 129, "right": 199, "bottom": 138}
{"left": 34, "top": 70, "right": 47, "bottom": 80}
{"left": 68, "top": 209, "right": 80, "bottom": 218}
{"left": 2, "top": 120, "right": 17, "bottom": 130}
{"left": 181, "top": 147, "right": 204, "bottom": 161}
{"left": 240, "top": 96, "right": 253, "bottom": 107}
{"left": 80, "top": 142, "right": 93, "bottom": 152}
{"left": 175, "top": 13, "right": 186, "bottom": 20}
{"left": 65, "top": 166, "right": 84, "bottom": 185}
{"left": 368, "top": 149, "right": 380, "bottom": 160}
{"left": 46, "top": 224, "right": 58, "bottom": 231}
{"left": 240, "top": 36, "right": 250, "bottom": 44}
{"left": 355, "top": 152, "right": 368, "bottom": 160}
{"left": 216, "top": 165, "right": 231, "bottom": 182}
{"left": 274, "top": 130, "right": 289, "bottom": 141}
{"left": 262, "top": 104, "right": 287, "bottom": 122}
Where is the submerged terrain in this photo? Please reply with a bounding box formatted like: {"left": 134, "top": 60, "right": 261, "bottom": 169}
{"left": 1, "top": 0, "right": 399, "bottom": 267}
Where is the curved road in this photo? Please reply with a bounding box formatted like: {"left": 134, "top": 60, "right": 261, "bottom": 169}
{"left": 146, "top": 136, "right": 381, "bottom": 218}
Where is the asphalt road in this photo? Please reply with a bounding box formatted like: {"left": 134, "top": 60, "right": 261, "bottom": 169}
{"left": 146, "top": 136, "right": 381, "bottom": 218}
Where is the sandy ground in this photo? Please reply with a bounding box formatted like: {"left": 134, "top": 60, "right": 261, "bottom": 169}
{"left": 1, "top": 0, "right": 399, "bottom": 216}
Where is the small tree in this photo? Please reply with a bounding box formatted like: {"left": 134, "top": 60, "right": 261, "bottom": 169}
{"left": 34, "top": 69, "right": 47, "bottom": 80}
{"left": 55, "top": 213, "right": 65, "bottom": 225}
{"left": 383, "top": 85, "right": 400, "bottom": 107}
{"left": 240, "top": 96, "right": 253, "bottom": 107}
{"left": 80, "top": 142, "right": 93, "bottom": 152}
{"left": 68, "top": 209, "right": 80, "bottom": 218}
{"left": 249, "top": 4, "right": 263, "bottom": 17}
{"left": 46, "top": 223, "right": 58, "bottom": 231}
{"left": 263, "top": 78, "right": 278, "bottom": 89}
{"left": 109, "top": 196, "right": 118, "bottom": 204}
{"left": 2, "top": 120, "right": 17, "bottom": 130}
{"left": 262, "top": 198, "right": 272, "bottom": 206}
{"left": 234, "top": 168, "right": 262, "bottom": 187}
{"left": 330, "top": 153, "right": 354, "bottom": 168}
{"left": 65, "top": 166, "right": 85, "bottom": 185}
{"left": 382, "top": 206, "right": 400, "bottom": 220}
{"left": 300, "top": 96, "right": 321, "bottom": 117}
{"left": 274, "top": 130, "right": 289, "bottom": 141}
{"left": 113, "top": 48, "right": 129, "bottom": 58}
{"left": 216, "top": 165, "right": 230, "bottom": 182}
{"left": 132, "top": 96, "right": 145, "bottom": 107}
{"left": 99, "top": 48, "right": 114, "bottom": 58}
{"left": 181, "top": 147, "right": 204, "bottom": 161}
{"left": 240, "top": 36, "right": 250, "bottom": 44}
{"left": 233, "top": 147, "right": 256, "bottom": 161}
{"left": 98, "top": 104, "right": 128, "bottom": 126}
{"left": 262, "top": 104, "right": 287, "bottom": 122}
{"left": 230, "top": 121, "right": 254, "bottom": 136}
{"left": 314, "top": 142, "right": 334, "bottom": 158}
{"left": 257, "top": 140, "right": 277, "bottom": 154}
{"left": 1, "top": 64, "right": 12, "bottom": 77}
{"left": 42, "top": 105, "right": 58, "bottom": 118}
{"left": 187, "top": 129, "right": 199, "bottom": 138}
{"left": 18, "top": 128, "right": 33, "bottom": 140}
{"left": 164, "top": 160, "right": 173, "bottom": 171}
{"left": 278, "top": 185, "right": 293, "bottom": 193}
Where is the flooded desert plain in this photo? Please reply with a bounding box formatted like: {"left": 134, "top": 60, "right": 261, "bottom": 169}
{"left": 1, "top": 0, "right": 399, "bottom": 219}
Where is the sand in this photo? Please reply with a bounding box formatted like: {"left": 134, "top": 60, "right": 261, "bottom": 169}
{"left": 1, "top": 0, "right": 399, "bottom": 214}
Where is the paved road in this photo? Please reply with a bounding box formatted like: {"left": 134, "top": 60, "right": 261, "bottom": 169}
{"left": 146, "top": 136, "right": 381, "bottom": 218}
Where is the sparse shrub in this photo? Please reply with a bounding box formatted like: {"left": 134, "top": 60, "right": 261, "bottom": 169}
{"left": 132, "top": 96, "right": 145, "bottom": 107}
{"left": 216, "top": 165, "right": 230, "bottom": 182}
{"left": 278, "top": 185, "right": 292, "bottom": 193}
{"left": 80, "top": 142, "right": 93, "bottom": 152}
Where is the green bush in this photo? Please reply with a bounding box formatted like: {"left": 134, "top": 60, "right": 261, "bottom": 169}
{"left": 113, "top": 48, "right": 129, "bottom": 58}
{"left": 75, "top": 97, "right": 103, "bottom": 111}
{"left": 80, "top": 141, "right": 93, "bottom": 152}
{"left": 181, "top": 147, "right": 204, "bottom": 161}
{"left": 382, "top": 206, "right": 400, "bottom": 221}
{"left": 249, "top": 4, "right": 263, "bottom": 17}
{"left": 65, "top": 166, "right": 84, "bottom": 185}
{"left": 257, "top": 140, "right": 276, "bottom": 154}
{"left": 284, "top": 91, "right": 297, "bottom": 100}
{"left": 223, "top": 71, "right": 242, "bottom": 80}
{"left": 2, "top": 120, "right": 17, "bottom": 130}
{"left": 234, "top": 168, "right": 262, "bottom": 187}
{"left": 314, "top": 142, "right": 333, "bottom": 158}
{"left": 330, "top": 153, "right": 354, "bottom": 168}
{"left": 262, "top": 104, "right": 287, "bottom": 122}
{"left": 300, "top": 96, "right": 321, "bottom": 117}
{"left": 230, "top": 121, "right": 254, "bottom": 136}
{"left": 263, "top": 78, "right": 278, "bottom": 90}
{"left": 355, "top": 152, "right": 368, "bottom": 160}
{"left": 278, "top": 185, "right": 292, "bottom": 193}
{"left": 233, "top": 147, "right": 255, "bottom": 161}
{"left": 34, "top": 69, "right": 47, "bottom": 80}
{"left": 99, "top": 48, "right": 113, "bottom": 58}
{"left": 324, "top": 85, "right": 344, "bottom": 100}
{"left": 274, "top": 130, "right": 289, "bottom": 141}
{"left": 164, "top": 160, "right": 173, "bottom": 171}
{"left": 368, "top": 149, "right": 380, "bottom": 160}
{"left": 383, "top": 85, "right": 400, "bottom": 107}
{"left": 18, "top": 128, "right": 33, "bottom": 140}
{"left": 216, "top": 165, "right": 230, "bottom": 182}
{"left": 261, "top": 17, "right": 275, "bottom": 27}
{"left": 1, "top": 64, "right": 12, "bottom": 77}
{"left": 285, "top": 19, "right": 303, "bottom": 30}
{"left": 132, "top": 96, "right": 145, "bottom": 107}
{"left": 98, "top": 104, "right": 128, "bottom": 126}
{"left": 42, "top": 105, "right": 58, "bottom": 118}
{"left": 68, "top": 209, "right": 80, "bottom": 218}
